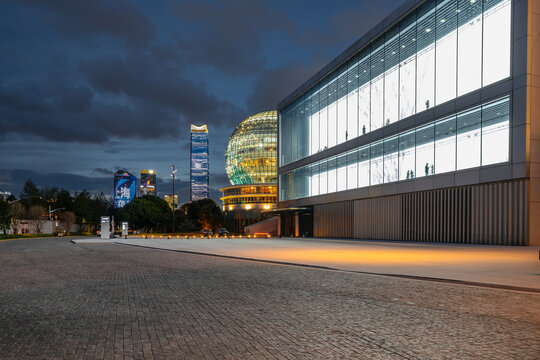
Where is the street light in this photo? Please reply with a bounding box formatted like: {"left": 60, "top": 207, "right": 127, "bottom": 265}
{"left": 171, "top": 164, "right": 177, "bottom": 234}
{"left": 9, "top": 196, "right": 42, "bottom": 205}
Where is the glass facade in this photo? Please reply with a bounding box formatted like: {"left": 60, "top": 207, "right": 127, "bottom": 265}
{"left": 190, "top": 125, "right": 209, "bottom": 201}
{"left": 280, "top": 0, "right": 511, "bottom": 166}
{"left": 225, "top": 111, "right": 278, "bottom": 185}
{"left": 280, "top": 97, "right": 510, "bottom": 201}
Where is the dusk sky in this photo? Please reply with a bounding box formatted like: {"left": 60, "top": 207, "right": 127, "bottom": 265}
{"left": 0, "top": 0, "right": 405, "bottom": 203}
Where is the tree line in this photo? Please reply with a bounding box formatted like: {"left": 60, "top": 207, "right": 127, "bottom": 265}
{"left": 0, "top": 179, "right": 224, "bottom": 235}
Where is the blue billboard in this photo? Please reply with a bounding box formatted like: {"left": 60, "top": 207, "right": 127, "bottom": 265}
{"left": 114, "top": 170, "right": 137, "bottom": 208}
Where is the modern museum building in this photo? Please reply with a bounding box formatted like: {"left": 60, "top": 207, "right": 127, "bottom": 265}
{"left": 277, "top": 0, "right": 540, "bottom": 245}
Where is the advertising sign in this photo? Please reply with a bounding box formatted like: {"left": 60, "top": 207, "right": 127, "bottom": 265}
{"left": 114, "top": 170, "right": 137, "bottom": 208}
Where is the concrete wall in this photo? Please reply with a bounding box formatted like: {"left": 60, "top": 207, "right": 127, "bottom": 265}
{"left": 244, "top": 216, "right": 279, "bottom": 236}
{"left": 528, "top": 0, "right": 540, "bottom": 245}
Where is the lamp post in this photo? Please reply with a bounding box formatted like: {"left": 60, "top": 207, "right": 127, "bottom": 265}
{"left": 171, "top": 164, "right": 177, "bottom": 234}
{"left": 48, "top": 206, "right": 65, "bottom": 221}
{"left": 48, "top": 206, "right": 64, "bottom": 234}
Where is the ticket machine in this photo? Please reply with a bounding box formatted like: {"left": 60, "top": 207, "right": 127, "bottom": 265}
{"left": 100, "top": 216, "right": 110, "bottom": 240}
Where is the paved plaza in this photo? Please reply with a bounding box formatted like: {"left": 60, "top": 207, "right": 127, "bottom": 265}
{"left": 1, "top": 237, "right": 539, "bottom": 359}
{"left": 112, "top": 236, "right": 540, "bottom": 291}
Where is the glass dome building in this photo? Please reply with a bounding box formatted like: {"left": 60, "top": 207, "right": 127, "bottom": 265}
{"left": 225, "top": 111, "right": 277, "bottom": 185}
{"left": 221, "top": 111, "right": 278, "bottom": 233}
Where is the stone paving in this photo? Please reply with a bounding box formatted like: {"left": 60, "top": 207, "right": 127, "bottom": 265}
{"left": 0, "top": 237, "right": 539, "bottom": 359}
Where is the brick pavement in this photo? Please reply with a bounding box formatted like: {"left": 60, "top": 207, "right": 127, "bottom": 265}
{"left": 0, "top": 237, "right": 539, "bottom": 359}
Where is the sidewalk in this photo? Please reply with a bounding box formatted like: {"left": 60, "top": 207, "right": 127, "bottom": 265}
{"left": 113, "top": 236, "right": 540, "bottom": 291}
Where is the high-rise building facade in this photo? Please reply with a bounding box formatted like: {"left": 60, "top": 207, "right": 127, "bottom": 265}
{"left": 190, "top": 124, "right": 209, "bottom": 201}
{"left": 278, "top": 0, "right": 540, "bottom": 245}
{"left": 164, "top": 194, "right": 178, "bottom": 210}
{"left": 139, "top": 170, "right": 156, "bottom": 196}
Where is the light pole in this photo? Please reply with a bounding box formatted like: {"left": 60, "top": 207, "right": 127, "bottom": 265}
{"left": 48, "top": 206, "right": 65, "bottom": 221}
{"left": 48, "top": 206, "right": 64, "bottom": 234}
{"left": 171, "top": 164, "right": 177, "bottom": 234}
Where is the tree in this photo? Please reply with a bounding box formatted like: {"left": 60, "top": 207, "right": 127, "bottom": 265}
{"left": 186, "top": 199, "right": 224, "bottom": 231}
{"left": 0, "top": 199, "right": 11, "bottom": 235}
{"left": 62, "top": 212, "right": 76, "bottom": 235}
{"left": 10, "top": 202, "right": 27, "bottom": 234}
{"left": 119, "top": 196, "right": 171, "bottom": 233}
{"left": 27, "top": 205, "right": 47, "bottom": 234}
{"left": 20, "top": 179, "right": 42, "bottom": 207}
{"left": 56, "top": 189, "right": 73, "bottom": 211}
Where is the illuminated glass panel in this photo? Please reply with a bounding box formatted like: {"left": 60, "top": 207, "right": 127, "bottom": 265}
{"left": 457, "top": 0, "right": 482, "bottom": 96}
{"left": 435, "top": 115, "right": 457, "bottom": 174}
{"left": 483, "top": 0, "right": 511, "bottom": 86}
{"left": 481, "top": 98, "right": 509, "bottom": 165}
{"left": 436, "top": 0, "right": 457, "bottom": 105}
{"left": 225, "top": 111, "right": 277, "bottom": 185}
{"left": 399, "top": 130, "right": 415, "bottom": 180}
{"left": 384, "top": 28, "right": 400, "bottom": 125}
{"left": 337, "top": 154, "right": 347, "bottom": 192}
{"left": 457, "top": 107, "right": 481, "bottom": 170}
{"left": 415, "top": 123, "right": 435, "bottom": 178}
{"left": 347, "top": 150, "right": 358, "bottom": 190}
{"left": 358, "top": 146, "right": 370, "bottom": 188}
{"left": 371, "top": 141, "right": 384, "bottom": 185}
{"left": 416, "top": 1, "right": 435, "bottom": 112}
{"left": 347, "top": 57, "right": 359, "bottom": 140}
{"left": 384, "top": 136, "right": 399, "bottom": 182}
{"left": 358, "top": 53, "right": 371, "bottom": 135}
{"left": 328, "top": 75, "right": 338, "bottom": 148}
{"left": 337, "top": 66, "right": 348, "bottom": 144}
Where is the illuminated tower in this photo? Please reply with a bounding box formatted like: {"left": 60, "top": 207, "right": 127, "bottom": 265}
{"left": 139, "top": 170, "right": 156, "bottom": 196}
{"left": 190, "top": 124, "right": 209, "bottom": 201}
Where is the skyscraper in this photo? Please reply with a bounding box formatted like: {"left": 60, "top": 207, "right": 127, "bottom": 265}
{"left": 139, "top": 170, "right": 156, "bottom": 196}
{"left": 190, "top": 124, "right": 209, "bottom": 201}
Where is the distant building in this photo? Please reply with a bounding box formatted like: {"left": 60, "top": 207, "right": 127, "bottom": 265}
{"left": 140, "top": 170, "right": 156, "bottom": 196}
{"left": 190, "top": 124, "right": 209, "bottom": 201}
{"left": 164, "top": 194, "right": 178, "bottom": 210}
{"left": 221, "top": 111, "right": 278, "bottom": 234}
{"left": 113, "top": 170, "right": 137, "bottom": 208}
{"left": 0, "top": 191, "right": 11, "bottom": 200}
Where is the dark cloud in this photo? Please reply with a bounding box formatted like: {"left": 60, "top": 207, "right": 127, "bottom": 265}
{"left": 18, "top": 0, "right": 155, "bottom": 47}
{"left": 80, "top": 53, "right": 244, "bottom": 129}
{"left": 0, "top": 50, "right": 244, "bottom": 143}
{"left": 92, "top": 168, "right": 114, "bottom": 176}
{"left": 172, "top": 0, "right": 295, "bottom": 74}
{"left": 0, "top": 169, "right": 112, "bottom": 196}
{"left": 246, "top": 62, "right": 325, "bottom": 112}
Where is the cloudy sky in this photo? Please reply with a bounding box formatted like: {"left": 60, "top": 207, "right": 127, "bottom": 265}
{"left": 0, "top": 0, "right": 405, "bottom": 203}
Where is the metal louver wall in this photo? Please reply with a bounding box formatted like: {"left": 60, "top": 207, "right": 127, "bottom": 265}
{"left": 313, "top": 179, "right": 528, "bottom": 245}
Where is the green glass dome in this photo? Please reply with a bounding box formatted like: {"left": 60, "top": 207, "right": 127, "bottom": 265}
{"left": 225, "top": 111, "right": 277, "bottom": 185}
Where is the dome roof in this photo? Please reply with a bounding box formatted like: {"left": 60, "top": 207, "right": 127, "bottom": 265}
{"left": 225, "top": 111, "right": 277, "bottom": 185}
